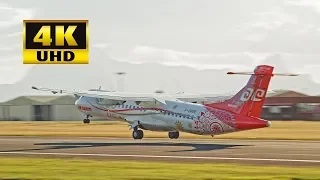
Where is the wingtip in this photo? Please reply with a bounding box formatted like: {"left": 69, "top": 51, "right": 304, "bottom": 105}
{"left": 31, "top": 86, "right": 38, "bottom": 90}
{"left": 272, "top": 73, "right": 300, "bottom": 76}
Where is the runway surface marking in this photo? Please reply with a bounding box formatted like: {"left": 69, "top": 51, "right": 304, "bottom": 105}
{"left": 1, "top": 151, "right": 320, "bottom": 163}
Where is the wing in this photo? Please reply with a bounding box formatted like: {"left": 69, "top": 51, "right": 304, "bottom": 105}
{"left": 31, "top": 86, "right": 237, "bottom": 104}
{"left": 171, "top": 92, "right": 234, "bottom": 103}
{"left": 31, "top": 86, "right": 177, "bottom": 104}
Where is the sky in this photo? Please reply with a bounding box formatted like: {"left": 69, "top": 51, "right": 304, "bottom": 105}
{"left": 1, "top": 0, "right": 320, "bottom": 86}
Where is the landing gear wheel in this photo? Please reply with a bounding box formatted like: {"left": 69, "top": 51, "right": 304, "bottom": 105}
{"left": 168, "top": 132, "right": 174, "bottom": 139}
{"left": 132, "top": 130, "right": 144, "bottom": 139}
{"left": 168, "top": 131, "right": 179, "bottom": 139}
{"left": 174, "top": 131, "right": 179, "bottom": 139}
{"left": 83, "top": 119, "right": 90, "bottom": 124}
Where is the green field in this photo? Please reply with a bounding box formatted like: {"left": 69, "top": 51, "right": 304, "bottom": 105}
{"left": 0, "top": 157, "right": 319, "bottom": 180}
{"left": 0, "top": 120, "right": 319, "bottom": 140}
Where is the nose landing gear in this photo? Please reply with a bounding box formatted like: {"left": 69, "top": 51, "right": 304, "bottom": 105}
{"left": 83, "top": 119, "right": 90, "bottom": 124}
{"left": 83, "top": 115, "right": 91, "bottom": 124}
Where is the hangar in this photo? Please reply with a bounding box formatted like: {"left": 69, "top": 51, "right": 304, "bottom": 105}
{"left": 261, "top": 90, "right": 320, "bottom": 120}
{"left": 0, "top": 95, "right": 83, "bottom": 121}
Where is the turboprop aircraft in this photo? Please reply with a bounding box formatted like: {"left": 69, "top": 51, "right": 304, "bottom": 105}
{"left": 31, "top": 65, "right": 298, "bottom": 140}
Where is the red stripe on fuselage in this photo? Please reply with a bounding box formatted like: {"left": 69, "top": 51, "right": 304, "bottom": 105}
{"left": 88, "top": 102, "right": 193, "bottom": 118}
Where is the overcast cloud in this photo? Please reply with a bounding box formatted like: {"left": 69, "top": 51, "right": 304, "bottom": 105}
{"left": 0, "top": 0, "right": 320, "bottom": 87}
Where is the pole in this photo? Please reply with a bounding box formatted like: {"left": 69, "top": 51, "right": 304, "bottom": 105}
{"left": 115, "top": 72, "right": 126, "bottom": 91}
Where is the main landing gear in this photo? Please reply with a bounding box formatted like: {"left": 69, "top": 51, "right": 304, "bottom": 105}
{"left": 168, "top": 131, "right": 179, "bottom": 139}
{"left": 129, "top": 121, "right": 179, "bottom": 140}
{"left": 129, "top": 121, "right": 144, "bottom": 140}
{"left": 132, "top": 126, "right": 144, "bottom": 139}
{"left": 83, "top": 115, "right": 91, "bottom": 124}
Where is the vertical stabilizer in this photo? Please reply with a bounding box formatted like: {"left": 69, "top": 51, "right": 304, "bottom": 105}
{"left": 206, "top": 65, "right": 274, "bottom": 117}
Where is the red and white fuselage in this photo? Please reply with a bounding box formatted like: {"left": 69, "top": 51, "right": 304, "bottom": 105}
{"left": 75, "top": 96, "right": 270, "bottom": 135}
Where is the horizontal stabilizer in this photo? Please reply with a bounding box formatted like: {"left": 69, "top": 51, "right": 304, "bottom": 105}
{"left": 272, "top": 73, "right": 300, "bottom": 76}
{"left": 227, "top": 72, "right": 299, "bottom": 76}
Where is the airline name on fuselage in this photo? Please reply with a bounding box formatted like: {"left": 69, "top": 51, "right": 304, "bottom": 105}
{"left": 184, "top": 108, "right": 197, "bottom": 114}
{"left": 78, "top": 105, "right": 92, "bottom": 111}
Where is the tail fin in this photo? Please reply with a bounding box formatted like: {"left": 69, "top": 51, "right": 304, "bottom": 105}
{"left": 206, "top": 65, "right": 298, "bottom": 118}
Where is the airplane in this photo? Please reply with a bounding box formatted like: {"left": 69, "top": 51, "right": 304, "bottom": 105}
{"left": 31, "top": 65, "right": 298, "bottom": 140}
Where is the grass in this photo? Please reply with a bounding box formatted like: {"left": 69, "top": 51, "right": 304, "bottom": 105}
{"left": 0, "top": 120, "right": 319, "bottom": 140}
{"left": 0, "top": 157, "right": 319, "bottom": 180}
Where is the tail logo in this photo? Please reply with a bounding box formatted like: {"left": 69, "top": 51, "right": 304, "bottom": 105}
{"left": 240, "top": 88, "right": 266, "bottom": 102}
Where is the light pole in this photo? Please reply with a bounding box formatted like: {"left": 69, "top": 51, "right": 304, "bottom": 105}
{"left": 115, "top": 72, "right": 126, "bottom": 91}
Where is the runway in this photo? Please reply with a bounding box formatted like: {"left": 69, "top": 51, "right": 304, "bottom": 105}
{"left": 0, "top": 136, "right": 319, "bottom": 167}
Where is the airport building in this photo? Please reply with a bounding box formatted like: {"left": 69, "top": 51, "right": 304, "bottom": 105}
{"left": 261, "top": 90, "right": 320, "bottom": 120}
{"left": 0, "top": 95, "right": 82, "bottom": 121}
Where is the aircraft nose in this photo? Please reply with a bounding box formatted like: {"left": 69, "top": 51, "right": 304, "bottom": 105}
{"left": 75, "top": 99, "right": 80, "bottom": 105}
{"left": 74, "top": 96, "right": 83, "bottom": 105}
